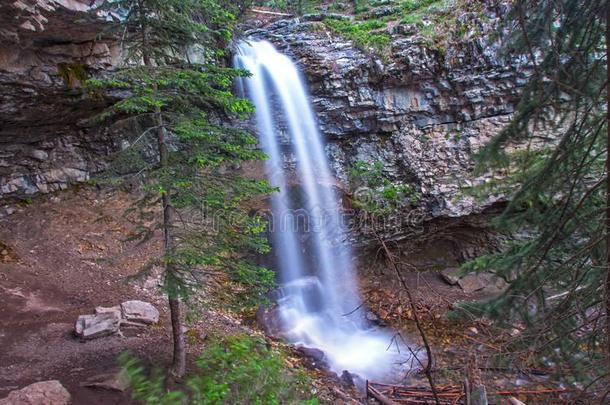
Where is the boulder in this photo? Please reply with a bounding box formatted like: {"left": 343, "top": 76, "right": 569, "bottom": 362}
{"left": 81, "top": 370, "right": 129, "bottom": 392}
{"left": 457, "top": 272, "right": 509, "bottom": 294}
{"left": 457, "top": 274, "right": 486, "bottom": 294}
{"left": 74, "top": 312, "right": 120, "bottom": 339}
{"left": 75, "top": 300, "right": 159, "bottom": 340}
{"left": 120, "top": 300, "right": 159, "bottom": 325}
{"left": 340, "top": 370, "right": 355, "bottom": 388}
{"left": 440, "top": 268, "right": 460, "bottom": 285}
{"left": 0, "top": 380, "right": 70, "bottom": 405}
{"left": 256, "top": 304, "right": 285, "bottom": 339}
{"left": 479, "top": 273, "right": 509, "bottom": 294}
{"left": 295, "top": 345, "right": 329, "bottom": 369}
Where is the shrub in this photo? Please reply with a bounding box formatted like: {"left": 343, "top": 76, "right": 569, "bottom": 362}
{"left": 121, "top": 335, "right": 317, "bottom": 405}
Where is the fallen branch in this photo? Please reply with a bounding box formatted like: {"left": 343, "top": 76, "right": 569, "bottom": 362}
{"left": 461, "top": 333, "right": 502, "bottom": 351}
{"left": 369, "top": 382, "right": 461, "bottom": 404}
{"left": 368, "top": 383, "right": 399, "bottom": 405}
{"left": 331, "top": 387, "right": 360, "bottom": 405}
{"left": 250, "top": 7, "right": 293, "bottom": 17}
{"left": 490, "top": 388, "right": 569, "bottom": 396}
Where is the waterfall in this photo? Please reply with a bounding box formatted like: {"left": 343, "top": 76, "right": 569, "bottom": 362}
{"left": 235, "top": 40, "right": 408, "bottom": 380}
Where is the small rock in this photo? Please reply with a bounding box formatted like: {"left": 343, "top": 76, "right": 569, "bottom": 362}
{"left": 29, "top": 150, "right": 48, "bottom": 161}
{"left": 340, "top": 370, "right": 355, "bottom": 388}
{"left": 0, "top": 380, "right": 70, "bottom": 405}
{"left": 296, "top": 346, "right": 328, "bottom": 369}
{"left": 81, "top": 370, "right": 130, "bottom": 392}
{"left": 440, "top": 268, "right": 460, "bottom": 285}
{"left": 120, "top": 300, "right": 159, "bottom": 324}
{"left": 366, "top": 311, "right": 379, "bottom": 322}
{"left": 509, "top": 328, "right": 521, "bottom": 337}
{"left": 74, "top": 312, "right": 120, "bottom": 339}
{"left": 457, "top": 274, "right": 486, "bottom": 293}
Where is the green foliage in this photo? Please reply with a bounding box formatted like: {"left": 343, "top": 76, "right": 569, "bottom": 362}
{"left": 400, "top": 0, "right": 438, "bottom": 13}
{"left": 96, "top": 0, "right": 243, "bottom": 64}
{"left": 253, "top": 0, "right": 288, "bottom": 10}
{"left": 252, "top": 0, "right": 323, "bottom": 14}
{"left": 57, "top": 63, "right": 88, "bottom": 88}
{"left": 93, "top": 0, "right": 275, "bottom": 308}
{"left": 324, "top": 18, "right": 390, "bottom": 54}
{"left": 318, "top": 0, "right": 485, "bottom": 54}
{"left": 456, "top": 0, "right": 608, "bottom": 387}
{"left": 120, "top": 335, "right": 317, "bottom": 404}
{"left": 349, "top": 160, "right": 420, "bottom": 214}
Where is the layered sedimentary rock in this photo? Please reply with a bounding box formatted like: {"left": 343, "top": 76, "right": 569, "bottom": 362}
{"left": 0, "top": 0, "right": 120, "bottom": 203}
{"left": 1, "top": 2, "right": 524, "bottom": 254}
{"left": 247, "top": 9, "right": 526, "bottom": 222}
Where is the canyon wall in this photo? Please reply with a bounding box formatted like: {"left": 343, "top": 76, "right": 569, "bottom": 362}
{"left": 0, "top": 0, "right": 120, "bottom": 210}
{"left": 1, "top": 3, "right": 523, "bottom": 263}
{"left": 248, "top": 10, "right": 525, "bottom": 221}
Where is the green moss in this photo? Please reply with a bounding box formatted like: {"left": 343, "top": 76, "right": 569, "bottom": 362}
{"left": 400, "top": 0, "right": 440, "bottom": 12}
{"left": 324, "top": 18, "right": 390, "bottom": 54}
{"left": 57, "top": 63, "right": 88, "bottom": 88}
{"left": 16, "top": 197, "right": 33, "bottom": 207}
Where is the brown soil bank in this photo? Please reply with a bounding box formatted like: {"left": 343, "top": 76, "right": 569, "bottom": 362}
{"left": 0, "top": 188, "right": 170, "bottom": 404}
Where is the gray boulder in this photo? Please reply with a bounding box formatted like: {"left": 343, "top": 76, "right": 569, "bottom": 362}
{"left": 81, "top": 370, "right": 130, "bottom": 392}
{"left": 440, "top": 268, "right": 461, "bottom": 285}
{"left": 74, "top": 300, "right": 159, "bottom": 340}
{"left": 74, "top": 312, "right": 121, "bottom": 339}
{"left": 458, "top": 274, "right": 487, "bottom": 294}
{"left": 120, "top": 300, "right": 160, "bottom": 325}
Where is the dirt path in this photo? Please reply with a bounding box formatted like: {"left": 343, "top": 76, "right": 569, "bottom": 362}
{"left": 0, "top": 188, "right": 170, "bottom": 404}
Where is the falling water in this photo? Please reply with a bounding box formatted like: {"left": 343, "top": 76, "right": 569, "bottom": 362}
{"left": 235, "top": 40, "right": 408, "bottom": 380}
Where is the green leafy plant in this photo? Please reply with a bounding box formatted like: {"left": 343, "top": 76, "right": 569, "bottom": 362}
{"left": 92, "top": 0, "right": 274, "bottom": 377}
{"left": 120, "top": 335, "right": 317, "bottom": 404}
{"left": 324, "top": 18, "right": 390, "bottom": 54}
{"left": 349, "top": 160, "right": 421, "bottom": 214}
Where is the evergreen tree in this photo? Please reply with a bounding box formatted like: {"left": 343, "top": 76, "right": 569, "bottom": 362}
{"left": 90, "top": 0, "right": 273, "bottom": 378}
{"left": 460, "top": 0, "right": 609, "bottom": 392}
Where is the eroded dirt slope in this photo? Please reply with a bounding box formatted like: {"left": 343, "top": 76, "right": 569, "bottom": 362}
{"left": 0, "top": 188, "right": 168, "bottom": 404}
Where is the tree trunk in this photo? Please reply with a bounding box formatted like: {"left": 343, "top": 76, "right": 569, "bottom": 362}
{"left": 139, "top": 0, "right": 187, "bottom": 378}
{"left": 604, "top": 3, "right": 610, "bottom": 382}
{"left": 606, "top": 0, "right": 610, "bottom": 382}
{"left": 156, "top": 109, "right": 186, "bottom": 378}
{"left": 169, "top": 296, "right": 186, "bottom": 377}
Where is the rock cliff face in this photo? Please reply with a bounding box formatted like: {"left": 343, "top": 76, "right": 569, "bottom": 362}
{"left": 1, "top": 3, "right": 523, "bottom": 261}
{"left": 247, "top": 13, "right": 526, "bottom": 222}
{"left": 0, "top": 0, "right": 120, "bottom": 205}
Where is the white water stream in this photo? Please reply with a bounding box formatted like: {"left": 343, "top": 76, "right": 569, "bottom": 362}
{"left": 235, "top": 40, "right": 409, "bottom": 380}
